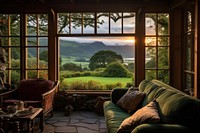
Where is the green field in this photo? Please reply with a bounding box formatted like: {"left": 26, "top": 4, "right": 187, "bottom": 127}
{"left": 63, "top": 76, "right": 132, "bottom": 87}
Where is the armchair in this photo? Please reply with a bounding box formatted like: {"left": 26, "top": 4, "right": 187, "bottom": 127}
{"left": 2, "top": 78, "right": 59, "bottom": 117}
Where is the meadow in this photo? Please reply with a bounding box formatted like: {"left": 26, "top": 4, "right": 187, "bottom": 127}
{"left": 62, "top": 76, "right": 132, "bottom": 87}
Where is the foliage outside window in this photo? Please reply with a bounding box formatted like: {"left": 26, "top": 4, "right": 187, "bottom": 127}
{"left": 183, "top": 6, "right": 195, "bottom": 96}
{"left": 145, "top": 13, "right": 170, "bottom": 84}
{"left": 25, "top": 14, "right": 49, "bottom": 79}
{"left": 0, "top": 14, "right": 21, "bottom": 85}
{"left": 57, "top": 12, "right": 135, "bottom": 91}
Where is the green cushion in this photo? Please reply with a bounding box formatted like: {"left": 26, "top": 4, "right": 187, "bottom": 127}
{"left": 104, "top": 101, "right": 131, "bottom": 133}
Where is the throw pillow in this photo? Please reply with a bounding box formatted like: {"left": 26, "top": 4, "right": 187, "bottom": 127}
{"left": 117, "top": 87, "right": 146, "bottom": 113}
{"left": 117, "top": 100, "right": 160, "bottom": 133}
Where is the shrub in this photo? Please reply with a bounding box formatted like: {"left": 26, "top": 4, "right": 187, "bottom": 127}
{"left": 102, "top": 62, "right": 129, "bottom": 77}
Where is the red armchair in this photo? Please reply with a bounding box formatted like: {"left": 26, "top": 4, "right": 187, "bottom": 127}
{"left": 2, "top": 78, "right": 59, "bottom": 117}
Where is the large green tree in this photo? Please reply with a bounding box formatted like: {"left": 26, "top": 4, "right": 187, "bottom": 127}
{"left": 89, "top": 50, "right": 123, "bottom": 70}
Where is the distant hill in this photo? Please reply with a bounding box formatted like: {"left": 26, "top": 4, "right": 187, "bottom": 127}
{"left": 60, "top": 40, "right": 135, "bottom": 59}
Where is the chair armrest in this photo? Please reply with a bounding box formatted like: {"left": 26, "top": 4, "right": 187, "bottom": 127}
{"left": 111, "top": 88, "right": 128, "bottom": 104}
{"left": 41, "top": 81, "right": 59, "bottom": 114}
{"left": 132, "top": 124, "right": 195, "bottom": 133}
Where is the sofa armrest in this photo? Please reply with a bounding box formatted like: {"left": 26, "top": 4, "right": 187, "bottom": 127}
{"left": 111, "top": 88, "right": 128, "bottom": 104}
{"left": 131, "top": 124, "right": 195, "bottom": 133}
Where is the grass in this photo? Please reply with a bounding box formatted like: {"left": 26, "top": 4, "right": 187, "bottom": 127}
{"left": 63, "top": 76, "right": 132, "bottom": 87}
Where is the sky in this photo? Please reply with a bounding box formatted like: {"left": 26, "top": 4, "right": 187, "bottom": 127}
{"left": 59, "top": 13, "right": 155, "bottom": 46}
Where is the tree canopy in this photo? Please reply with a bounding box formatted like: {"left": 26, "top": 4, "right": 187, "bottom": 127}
{"left": 89, "top": 50, "right": 123, "bottom": 70}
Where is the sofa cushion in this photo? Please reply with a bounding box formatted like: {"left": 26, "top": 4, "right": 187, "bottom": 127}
{"left": 117, "top": 100, "right": 160, "bottom": 133}
{"left": 116, "top": 87, "right": 146, "bottom": 113}
{"left": 17, "top": 78, "right": 54, "bottom": 101}
{"left": 104, "top": 101, "right": 131, "bottom": 133}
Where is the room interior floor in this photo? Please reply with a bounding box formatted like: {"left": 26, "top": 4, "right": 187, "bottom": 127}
{"left": 42, "top": 110, "right": 107, "bottom": 133}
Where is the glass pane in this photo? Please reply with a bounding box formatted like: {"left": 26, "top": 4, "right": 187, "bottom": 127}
{"left": 145, "top": 47, "right": 156, "bottom": 69}
{"left": 39, "top": 37, "right": 48, "bottom": 46}
{"left": 39, "top": 14, "right": 48, "bottom": 35}
{"left": 186, "top": 73, "right": 192, "bottom": 89}
{"left": 59, "top": 36, "right": 135, "bottom": 90}
{"left": 11, "top": 48, "right": 20, "bottom": 68}
{"left": 10, "top": 70, "right": 20, "bottom": 86}
{"left": 187, "top": 11, "right": 192, "bottom": 32}
{"left": 58, "top": 13, "right": 70, "bottom": 34}
{"left": 27, "top": 48, "right": 37, "bottom": 69}
{"left": 39, "top": 70, "right": 48, "bottom": 79}
{"left": 186, "top": 47, "right": 191, "bottom": 70}
{"left": 10, "top": 14, "right": 20, "bottom": 36}
{"left": 145, "top": 70, "right": 156, "bottom": 80}
{"left": 0, "top": 37, "right": 8, "bottom": 46}
{"left": 158, "top": 37, "right": 169, "bottom": 46}
{"left": 83, "top": 13, "right": 95, "bottom": 34}
{"left": 110, "top": 13, "right": 122, "bottom": 33}
{"left": 39, "top": 48, "right": 48, "bottom": 69}
{"left": 123, "top": 12, "right": 135, "bottom": 33}
{"left": 97, "top": 13, "right": 109, "bottom": 34}
{"left": 158, "top": 47, "right": 169, "bottom": 69}
{"left": 27, "top": 70, "right": 37, "bottom": 79}
{"left": 11, "top": 37, "right": 20, "bottom": 46}
{"left": 0, "top": 47, "right": 7, "bottom": 71}
{"left": 145, "top": 37, "right": 156, "bottom": 46}
{"left": 0, "top": 14, "right": 8, "bottom": 35}
{"left": 145, "top": 14, "right": 156, "bottom": 35}
{"left": 27, "top": 14, "right": 37, "bottom": 35}
{"left": 186, "top": 33, "right": 194, "bottom": 47}
{"left": 158, "top": 14, "right": 169, "bottom": 35}
{"left": 27, "top": 37, "right": 37, "bottom": 46}
{"left": 158, "top": 70, "right": 169, "bottom": 84}
{"left": 71, "top": 13, "right": 82, "bottom": 34}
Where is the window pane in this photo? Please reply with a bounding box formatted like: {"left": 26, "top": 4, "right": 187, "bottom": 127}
{"left": 39, "top": 70, "right": 48, "bottom": 79}
{"left": 97, "top": 13, "right": 109, "bottom": 34}
{"left": 186, "top": 47, "right": 191, "bottom": 70}
{"left": 158, "top": 47, "right": 169, "bottom": 69}
{"left": 27, "top": 70, "right": 37, "bottom": 79}
{"left": 123, "top": 13, "right": 135, "bottom": 33}
{"left": 59, "top": 36, "right": 135, "bottom": 90}
{"left": 57, "top": 13, "right": 70, "bottom": 34}
{"left": 27, "top": 14, "right": 37, "bottom": 35}
{"left": 0, "top": 14, "right": 8, "bottom": 35}
{"left": 110, "top": 13, "right": 122, "bottom": 33}
{"left": 187, "top": 11, "right": 192, "bottom": 31}
{"left": 27, "top": 37, "right": 37, "bottom": 46}
{"left": 11, "top": 48, "right": 20, "bottom": 68}
{"left": 145, "top": 47, "right": 156, "bottom": 69}
{"left": 158, "top": 14, "right": 169, "bottom": 35}
{"left": 145, "top": 14, "right": 156, "bottom": 35}
{"left": 11, "top": 70, "right": 20, "bottom": 85}
{"left": 0, "top": 37, "right": 8, "bottom": 46}
{"left": 39, "top": 37, "right": 48, "bottom": 46}
{"left": 158, "top": 70, "right": 169, "bottom": 84}
{"left": 83, "top": 13, "right": 95, "bottom": 34}
{"left": 10, "top": 14, "right": 20, "bottom": 36}
{"left": 39, "top": 48, "right": 48, "bottom": 69}
{"left": 158, "top": 37, "right": 169, "bottom": 46}
{"left": 145, "top": 37, "right": 156, "bottom": 46}
{"left": 186, "top": 33, "right": 194, "bottom": 47}
{"left": 27, "top": 48, "right": 37, "bottom": 69}
{"left": 11, "top": 37, "right": 20, "bottom": 46}
{"left": 71, "top": 13, "right": 82, "bottom": 34}
{"left": 145, "top": 70, "right": 156, "bottom": 80}
{"left": 38, "top": 14, "right": 48, "bottom": 36}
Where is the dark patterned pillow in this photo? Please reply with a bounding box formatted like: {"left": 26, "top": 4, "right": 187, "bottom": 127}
{"left": 117, "top": 100, "right": 160, "bottom": 133}
{"left": 116, "top": 87, "right": 146, "bottom": 113}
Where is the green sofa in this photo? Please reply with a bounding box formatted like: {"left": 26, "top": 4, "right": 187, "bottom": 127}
{"left": 104, "top": 79, "right": 200, "bottom": 133}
